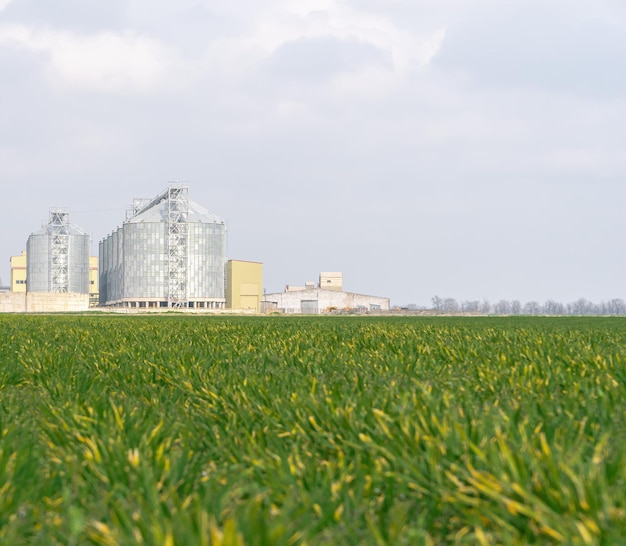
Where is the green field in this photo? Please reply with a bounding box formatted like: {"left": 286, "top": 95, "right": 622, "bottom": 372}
{"left": 0, "top": 315, "right": 625, "bottom": 545}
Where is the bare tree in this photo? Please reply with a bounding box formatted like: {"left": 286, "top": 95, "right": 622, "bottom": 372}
{"left": 430, "top": 295, "right": 626, "bottom": 316}
{"left": 523, "top": 301, "right": 541, "bottom": 315}
{"left": 608, "top": 298, "right": 626, "bottom": 315}
{"left": 462, "top": 300, "right": 481, "bottom": 313}
{"left": 493, "top": 300, "right": 512, "bottom": 315}
{"left": 443, "top": 298, "right": 459, "bottom": 313}
{"left": 543, "top": 300, "right": 565, "bottom": 315}
{"left": 569, "top": 298, "right": 591, "bottom": 315}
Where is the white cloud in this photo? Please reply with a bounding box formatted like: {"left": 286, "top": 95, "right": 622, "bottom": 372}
{"left": 0, "top": 0, "right": 10, "bottom": 11}
{"left": 0, "top": 1, "right": 445, "bottom": 98}
{"left": 0, "top": 24, "right": 179, "bottom": 94}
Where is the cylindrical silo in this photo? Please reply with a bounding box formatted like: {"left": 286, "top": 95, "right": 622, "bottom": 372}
{"left": 99, "top": 184, "right": 227, "bottom": 308}
{"left": 26, "top": 209, "right": 90, "bottom": 294}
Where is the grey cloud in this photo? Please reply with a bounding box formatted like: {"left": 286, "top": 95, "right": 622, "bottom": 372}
{"left": 2, "top": 0, "right": 127, "bottom": 31}
{"left": 436, "top": 5, "right": 626, "bottom": 98}
{"left": 264, "top": 36, "right": 392, "bottom": 83}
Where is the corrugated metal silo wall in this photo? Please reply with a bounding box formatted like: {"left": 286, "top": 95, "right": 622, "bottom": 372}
{"left": 26, "top": 234, "right": 50, "bottom": 292}
{"left": 123, "top": 222, "right": 167, "bottom": 299}
{"left": 98, "top": 218, "right": 227, "bottom": 303}
{"left": 188, "top": 221, "right": 226, "bottom": 299}
{"left": 68, "top": 234, "right": 90, "bottom": 293}
{"left": 111, "top": 228, "right": 122, "bottom": 302}
{"left": 114, "top": 227, "right": 124, "bottom": 301}
{"left": 99, "top": 227, "right": 122, "bottom": 304}
{"left": 99, "top": 234, "right": 109, "bottom": 304}
{"left": 98, "top": 239, "right": 106, "bottom": 304}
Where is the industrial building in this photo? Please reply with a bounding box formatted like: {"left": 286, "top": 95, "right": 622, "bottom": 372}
{"left": 2, "top": 184, "right": 394, "bottom": 315}
{"left": 263, "top": 272, "right": 390, "bottom": 314}
{"left": 0, "top": 210, "right": 92, "bottom": 312}
{"left": 225, "top": 260, "right": 263, "bottom": 312}
{"left": 99, "top": 183, "right": 226, "bottom": 309}
{"left": 9, "top": 250, "right": 98, "bottom": 305}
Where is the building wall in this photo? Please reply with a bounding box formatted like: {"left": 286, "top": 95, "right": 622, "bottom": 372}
{"left": 10, "top": 251, "right": 27, "bottom": 292}
{"left": 319, "top": 272, "right": 343, "bottom": 292}
{"left": 25, "top": 292, "right": 90, "bottom": 312}
{"left": 89, "top": 256, "right": 99, "bottom": 307}
{"left": 263, "top": 289, "right": 390, "bottom": 314}
{"left": 0, "top": 291, "right": 26, "bottom": 311}
{"left": 226, "top": 260, "right": 263, "bottom": 312}
{"left": 0, "top": 292, "right": 89, "bottom": 313}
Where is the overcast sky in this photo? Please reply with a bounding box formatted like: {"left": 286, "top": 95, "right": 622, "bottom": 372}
{"left": 1, "top": 0, "right": 626, "bottom": 306}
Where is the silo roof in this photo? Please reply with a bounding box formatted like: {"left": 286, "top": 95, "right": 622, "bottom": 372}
{"left": 126, "top": 199, "right": 224, "bottom": 224}
{"left": 31, "top": 223, "right": 89, "bottom": 236}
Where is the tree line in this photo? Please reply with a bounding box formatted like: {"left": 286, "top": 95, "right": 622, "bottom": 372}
{"left": 413, "top": 296, "right": 626, "bottom": 315}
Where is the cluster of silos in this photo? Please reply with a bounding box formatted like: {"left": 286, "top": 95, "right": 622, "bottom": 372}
{"left": 26, "top": 209, "right": 90, "bottom": 294}
{"left": 99, "top": 184, "right": 227, "bottom": 309}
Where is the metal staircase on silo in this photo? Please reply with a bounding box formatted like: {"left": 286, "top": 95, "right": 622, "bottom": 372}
{"left": 49, "top": 209, "right": 70, "bottom": 293}
{"left": 166, "top": 184, "right": 189, "bottom": 308}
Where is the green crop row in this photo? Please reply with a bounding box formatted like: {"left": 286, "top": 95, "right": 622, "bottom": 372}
{"left": 0, "top": 315, "right": 625, "bottom": 545}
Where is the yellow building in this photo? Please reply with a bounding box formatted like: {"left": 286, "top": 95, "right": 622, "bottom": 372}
{"left": 225, "top": 260, "right": 263, "bottom": 312}
{"left": 10, "top": 251, "right": 27, "bottom": 292}
{"left": 89, "top": 256, "right": 99, "bottom": 307}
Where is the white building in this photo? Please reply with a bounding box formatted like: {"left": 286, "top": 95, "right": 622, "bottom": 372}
{"left": 263, "top": 272, "right": 389, "bottom": 314}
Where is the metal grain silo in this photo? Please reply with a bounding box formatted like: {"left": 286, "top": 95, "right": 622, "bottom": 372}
{"left": 99, "top": 183, "right": 226, "bottom": 309}
{"left": 26, "top": 209, "right": 90, "bottom": 293}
